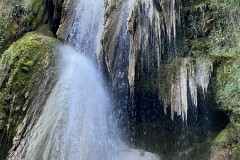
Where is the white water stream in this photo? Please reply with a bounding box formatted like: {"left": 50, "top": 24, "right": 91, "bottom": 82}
{"left": 19, "top": 0, "right": 125, "bottom": 159}
{"left": 13, "top": 0, "right": 161, "bottom": 159}
{"left": 21, "top": 46, "right": 124, "bottom": 160}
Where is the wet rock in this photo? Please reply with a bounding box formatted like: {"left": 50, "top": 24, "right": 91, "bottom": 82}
{"left": 0, "top": 29, "right": 58, "bottom": 159}
{"left": 56, "top": 0, "right": 78, "bottom": 40}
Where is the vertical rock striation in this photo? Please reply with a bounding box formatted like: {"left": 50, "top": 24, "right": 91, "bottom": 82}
{"left": 56, "top": 0, "right": 78, "bottom": 40}
{"left": 159, "top": 58, "right": 213, "bottom": 121}
{"left": 102, "top": 0, "right": 212, "bottom": 121}
{"left": 53, "top": 0, "right": 215, "bottom": 121}
{"left": 126, "top": 0, "right": 181, "bottom": 94}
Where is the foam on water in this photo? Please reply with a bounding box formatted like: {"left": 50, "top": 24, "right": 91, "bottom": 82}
{"left": 21, "top": 46, "right": 124, "bottom": 160}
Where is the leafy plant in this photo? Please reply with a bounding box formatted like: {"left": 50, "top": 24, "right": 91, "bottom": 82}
{"left": 209, "top": 0, "right": 240, "bottom": 54}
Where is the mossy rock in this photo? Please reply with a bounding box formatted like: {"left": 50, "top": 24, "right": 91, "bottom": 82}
{"left": 212, "top": 55, "right": 240, "bottom": 113}
{"left": 158, "top": 56, "right": 212, "bottom": 106}
{"left": 211, "top": 123, "right": 240, "bottom": 159}
{"left": 0, "top": 30, "right": 58, "bottom": 157}
{"left": 0, "top": 0, "right": 61, "bottom": 55}
{"left": 211, "top": 50, "right": 240, "bottom": 159}
{"left": 212, "top": 127, "right": 229, "bottom": 151}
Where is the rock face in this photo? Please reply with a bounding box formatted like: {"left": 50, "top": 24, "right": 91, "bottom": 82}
{"left": 159, "top": 57, "right": 213, "bottom": 121}
{"left": 56, "top": 0, "right": 77, "bottom": 40}
{"left": 0, "top": 0, "right": 46, "bottom": 53}
{"left": 0, "top": 29, "right": 58, "bottom": 159}
{"left": 101, "top": 0, "right": 213, "bottom": 122}
{"left": 101, "top": 0, "right": 131, "bottom": 120}
{"left": 0, "top": 0, "right": 239, "bottom": 159}
{"left": 0, "top": 0, "right": 63, "bottom": 54}
{"left": 127, "top": 0, "right": 181, "bottom": 91}
{"left": 210, "top": 55, "right": 240, "bottom": 159}
{"left": 101, "top": 0, "right": 240, "bottom": 158}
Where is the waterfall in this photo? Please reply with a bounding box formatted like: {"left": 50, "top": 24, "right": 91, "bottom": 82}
{"left": 14, "top": 0, "right": 125, "bottom": 159}
{"left": 67, "top": 0, "right": 104, "bottom": 57}
{"left": 18, "top": 46, "right": 124, "bottom": 160}
{"left": 8, "top": 0, "right": 162, "bottom": 159}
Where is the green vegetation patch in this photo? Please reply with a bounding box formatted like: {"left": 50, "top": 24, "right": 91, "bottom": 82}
{"left": 210, "top": 42, "right": 240, "bottom": 159}
{"left": 0, "top": 31, "right": 58, "bottom": 141}
{"left": 211, "top": 51, "right": 240, "bottom": 114}
{"left": 0, "top": 0, "right": 48, "bottom": 55}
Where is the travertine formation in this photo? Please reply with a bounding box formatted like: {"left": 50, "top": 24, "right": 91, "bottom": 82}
{"left": 127, "top": 0, "right": 181, "bottom": 93}
{"left": 2, "top": 0, "right": 239, "bottom": 159}
{"left": 91, "top": 0, "right": 212, "bottom": 121}
{"left": 159, "top": 58, "right": 213, "bottom": 121}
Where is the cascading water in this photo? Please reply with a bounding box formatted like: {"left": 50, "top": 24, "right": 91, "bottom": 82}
{"left": 67, "top": 0, "right": 104, "bottom": 57}
{"left": 6, "top": 0, "right": 163, "bottom": 159}
{"left": 15, "top": 0, "right": 125, "bottom": 159}
{"left": 18, "top": 46, "right": 123, "bottom": 160}
{"left": 10, "top": 0, "right": 160, "bottom": 159}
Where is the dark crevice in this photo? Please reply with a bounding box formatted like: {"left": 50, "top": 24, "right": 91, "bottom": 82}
{"left": 131, "top": 89, "right": 229, "bottom": 159}
{"left": 45, "top": 0, "right": 63, "bottom": 34}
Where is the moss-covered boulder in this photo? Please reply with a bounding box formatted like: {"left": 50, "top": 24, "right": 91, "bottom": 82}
{"left": 0, "top": 30, "right": 58, "bottom": 158}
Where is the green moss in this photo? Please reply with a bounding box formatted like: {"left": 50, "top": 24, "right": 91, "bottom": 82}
{"left": 184, "top": 0, "right": 211, "bottom": 12}
{"left": 181, "top": 0, "right": 240, "bottom": 60}
{"left": 211, "top": 46, "right": 240, "bottom": 158}
{"left": 212, "top": 56, "right": 240, "bottom": 113}
{"left": 213, "top": 128, "right": 228, "bottom": 148}
{"left": 158, "top": 58, "right": 185, "bottom": 104}
{"left": 0, "top": 30, "right": 58, "bottom": 149}
{"left": 232, "top": 144, "right": 240, "bottom": 159}
{"left": 211, "top": 121, "right": 240, "bottom": 159}
{"left": 211, "top": 127, "right": 229, "bottom": 158}
{"left": 0, "top": 0, "right": 49, "bottom": 55}
{"left": 23, "top": 61, "right": 34, "bottom": 67}
{"left": 10, "top": 23, "right": 20, "bottom": 35}
{"left": 21, "top": 66, "right": 30, "bottom": 72}
{"left": 0, "top": 104, "right": 6, "bottom": 130}
{"left": 36, "top": 24, "right": 55, "bottom": 37}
